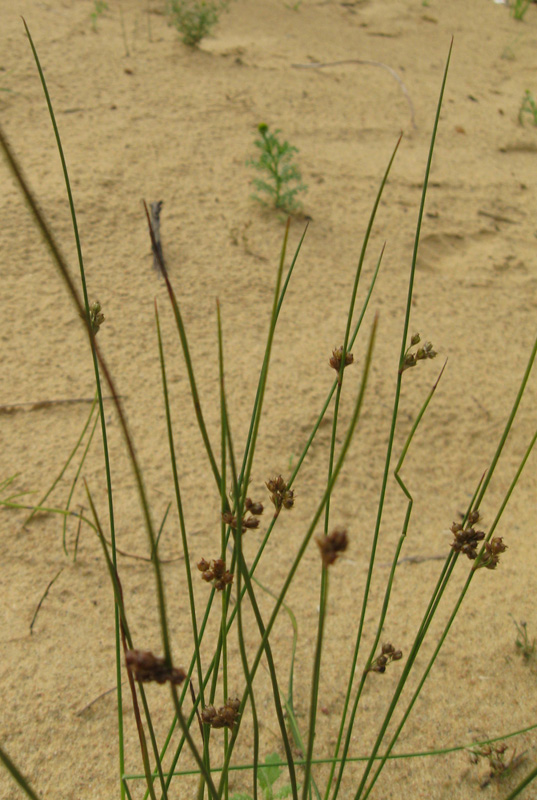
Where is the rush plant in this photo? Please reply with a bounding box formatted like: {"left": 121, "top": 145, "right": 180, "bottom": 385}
{"left": 1, "top": 24, "right": 536, "bottom": 800}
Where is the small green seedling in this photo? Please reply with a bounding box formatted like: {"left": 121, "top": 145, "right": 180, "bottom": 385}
{"left": 518, "top": 90, "right": 537, "bottom": 126}
{"left": 510, "top": 0, "right": 531, "bottom": 20}
{"left": 512, "top": 617, "right": 536, "bottom": 660}
{"left": 167, "top": 0, "right": 229, "bottom": 46}
{"left": 90, "top": 0, "right": 108, "bottom": 32}
{"left": 231, "top": 753, "right": 296, "bottom": 800}
{"left": 248, "top": 123, "right": 307, "bottom": 213}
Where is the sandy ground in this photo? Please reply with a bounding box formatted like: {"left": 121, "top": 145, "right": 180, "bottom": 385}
{"left": 2, "top": 1, "right": 537, "bottom": 798}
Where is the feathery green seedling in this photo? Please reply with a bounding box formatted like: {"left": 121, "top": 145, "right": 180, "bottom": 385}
{"left": 167, "top": 0, "right": 230, "bottom": 46}
{"left": 91, "top": 0, "right": 108, "bottom": 32}
{"left": 510, "top": 0, "right": 531, "bottom": 20}
{"left": 248, "top": 123, "right": 307, "bottom": 213}
{"left": 518, "top": 89, "right": 537, "bottom": 126}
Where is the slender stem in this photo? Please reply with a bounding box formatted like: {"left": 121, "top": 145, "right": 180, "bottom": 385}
{"left": 66, "top": 396, "right": 100, "bottom": 559}
{"left": 0, "top": 747, "right": 42, "bottom": 800}
{"left": 329, "top": 41, "right": 453, "bottom": 800}
{"left": 155, "top": 301, "right": 206, "bottom": 710}
{"left": 302, "top": 568, "right": 330, "bottom": 800}
{"left": 217, "top": 316, "right": 378, "bottom": 788}
{"left": 361, "top": 418, "right": 537, "bottom": 799}
{"left": 123, "top": 719, "right": 537, "bottom": 780}
{"left": 20, "top": 21, "right": 125, "bottom": 791}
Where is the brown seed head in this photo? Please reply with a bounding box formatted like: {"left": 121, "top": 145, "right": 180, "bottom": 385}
{"left": 329, "top": 346, "right": 354, "bottom": 383}
{"left": 316, "top": 527, "right": 348, "bottom": 567}
{"left": 125, "top": 649, "right": 186, "bottom": 685}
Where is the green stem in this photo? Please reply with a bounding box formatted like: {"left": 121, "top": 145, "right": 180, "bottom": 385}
{"left": 302, "top": 568, "right": 329, "bottom": 800}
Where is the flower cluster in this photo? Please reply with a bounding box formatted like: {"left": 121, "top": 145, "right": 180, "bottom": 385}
{"left": 266, "top": 475, "right": 294, "bottom": 518}
{"left": 450, "top": 510, "right": 485, "bottom": 560}
{"left": 469, "top": 742, "right": 525, "bottom": 789}
{"left": 201, "top": 698, "right": 240, "bottom": 730}
{"left": 89, "top": 301, "right": 105, "bottom": 334}
{"left": 197, "top": 557, "right": 233, "bottom": 591}
{"left": 125, "top": 649, "right": 186, "bottom": 685}
{"left": 366, "top": 643, "right": 403, "bottom": 674}
{"left": 400, "top": 333, "right": 436, "bottom": 373}
{"left": 315, "top": 527, "right": 348, "bottom": 567}
{"left": 329, "top": 346, "right": 354, "bottom": 383}
{"left": 473, "top": 537, "right": 507, "bottom": 571}
{"left": 222, "top": 498, "right": 263, "bottom": 532}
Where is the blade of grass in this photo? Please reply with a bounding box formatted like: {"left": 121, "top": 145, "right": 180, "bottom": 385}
{"left": 0, "top": 746, "right": 43, "bottom": 800}
{"left": 329, "top": 38, "right": 453, "bottom": 800}
{"left": 361, "top": 406, "right": 537, "bottom": 799}
{"left": 85, "top": 482, "right": 160, "bottom": 800}
{"left": 217, "top": 314, "right": 378, "bottom": 793}
{"left": 327, "top": 361, "right": 446, "bottom": 798}
{"left": 24, "top": 392, "right": 97, "bottom": 531}
{"left": 311, "top": 138, "right": 401, "bottom": 800}
{"left": 0, "top": 118, "right": 215, "bottom": 800}
{"left": 218, "top": 299, "right": 260, "bottom": 800}
{"left": 218, "top": 299, "right": 299, "bottom": 800}
{"left": 155, "top": 300, "right": 206, "bottom": 714}
{"left": 20, "top": 20, "right": 125, "bottom": 793}
{"left": 65, "top": 396, "right": 100, "bottom": 558}
{"left": 124, "top": 719, "right": 537, "bottom": 780}
{"left": 145, "top": 228, "right": 383, "bottom": 798}
{"left": 29, "top": 567, "right": 64, "bottom": 635}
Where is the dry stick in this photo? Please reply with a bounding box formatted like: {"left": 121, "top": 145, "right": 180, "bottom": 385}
{"left": 76, "top": 682, "right": 126, "bottom": 716}
{"left": 149, "top": 201, "right": 164, "bottom": 274}
{"left": 0, "top": 396, "right": 121, "bottom": 414}
{"left": 29, "top": 568, "right": 64, "bottom": 634}
{"left": 291, "top": 60, "right": 417, "bottom": 130}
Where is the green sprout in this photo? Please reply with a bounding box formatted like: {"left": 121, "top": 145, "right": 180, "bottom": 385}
{"left": 248, "top": 123, "right": 307, "bottom": 214}
{"left": 512, "top": 617, "right": 536, "bottom": 661}
{"left": 231, "top": 753, "right": 296, "bottom": 800}
{"left": 510, "top": 0, "right": 531, "bottom": 20}
{"left": 90, "top": 0, "right": 108, "bottom": 32}
{"left": 518, "top": 90, "right": 537, "bottom": 126}
{"left": 167, "top": 0, "right": 230, "bottom": 46}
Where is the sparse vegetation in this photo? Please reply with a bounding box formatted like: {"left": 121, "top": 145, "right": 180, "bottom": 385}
{"left": 519, "top": 89, "right": 537, "bottom": 126}
{"left": 510, "top": 0, "right": 531, "bottom": 20}
{"left": 167, "top": 0, "right": 230, "bottom": 46}
{"left": 90, "top": 0, "right": 108, "bottom": 32}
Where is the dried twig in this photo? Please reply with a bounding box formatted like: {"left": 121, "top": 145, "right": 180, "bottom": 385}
{"left": 0, "top": 396, "right": 123, "bottom": 414}
{"left": 75, "top": 682, "right": 126, "bottom": 716}
{"left": 149, "top": 200, "right": 165, "bottom": 274}
{"left": 30, "top": 568, "right": 64, "bottom": 634}
{"left": 292, "top": 59, "right": 416, "bottom": 129}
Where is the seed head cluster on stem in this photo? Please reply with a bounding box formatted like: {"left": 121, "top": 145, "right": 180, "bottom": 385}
{"left": 201, "top": 698, "right": 240, "bottom": 730}
{"left": 329, "top": 346, "right": 354, "bottom": 384}
{"left": 400, "top": 332, "right": 436, "bottom": 373}
{"left": 266, "top": 475, "right": 294, "bottom": 518}
{"left": 125, "top": 649, "right": 186, "bottom": 685}
{"left": 222, "top": 497, "right": 264, "bottom": 531}
{"left": 197, "top": 557, "right": 233, "bottom": 591}
{"left": 365, "top": 643, "right": 403, "bottom": 675}
{"left": 315, "top": 527, "right": 348, "bottom": 567}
